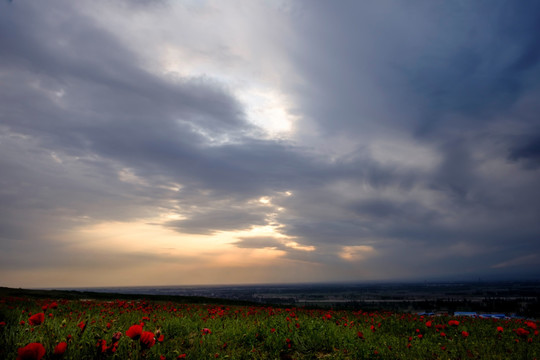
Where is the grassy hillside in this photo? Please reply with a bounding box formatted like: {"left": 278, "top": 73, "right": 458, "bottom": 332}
{"left": 1, "top": 287, "right": 539, "bottom": 359}
{"left": 0, "top": 286, "right": 257, "bottom": 306}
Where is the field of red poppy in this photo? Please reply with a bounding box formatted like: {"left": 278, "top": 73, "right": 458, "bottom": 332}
{"left": 1, "top": 294, "right": 539, "bottom": 359}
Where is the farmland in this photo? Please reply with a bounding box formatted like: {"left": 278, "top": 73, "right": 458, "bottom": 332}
{"left": 62, "top": 281, "right": 540, "bottom": 318}
{"left": 1, "top": 287, "right": 539, "bottom": 359}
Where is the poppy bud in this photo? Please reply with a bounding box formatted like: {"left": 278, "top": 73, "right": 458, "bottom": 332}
{"left": 112, "top": 331, "right": 122, "bottom": 343}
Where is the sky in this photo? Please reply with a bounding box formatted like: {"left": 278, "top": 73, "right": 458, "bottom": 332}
{"left": 1, "top": 0, "right": 540, "bottom": 288}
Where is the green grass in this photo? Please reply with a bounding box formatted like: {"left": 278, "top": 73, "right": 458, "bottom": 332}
{"left": 1, "top": 289, "right": 538, "bottom": 359}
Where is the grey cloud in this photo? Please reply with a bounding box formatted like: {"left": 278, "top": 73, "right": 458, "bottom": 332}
{"left": 509, "top": 135, "right": 540, "bottom": 168}
{"left": 0, "top": 0, "right": 259, "bottom": 222}
{"left": 348, "top": 198, "right": 438, "bottom": 225}
{"left": 232, "top": 236, "right": 332, "bottom": 264}
{"left": 165, "top": 206, "right": 269, "bottom": 235}
{"left": 0, "top": 1, "right": 249, "bottom": 146}
{"left": 287, "top": 1, "right": 540, "bottom": 139}
{"left": 0, "top": 239, "right": 197, "bottom": 271}
{"left": 233, "top": 237, "right": 285, "bottom": 249}
{"left": 1, "top": 0, "right": 540, "bottom": 284}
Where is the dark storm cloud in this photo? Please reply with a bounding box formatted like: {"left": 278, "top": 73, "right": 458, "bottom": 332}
{"left": 274, "top": 0, "right": 540, "bottom": 265}
{"left": 1, "top": 0, "right": 540, "bottom": 284}
{"left": 288, "top": 1, "right": 540, "bottom": 137}
{"left": 509, "top": 135, "right": 540, "bottom": 169}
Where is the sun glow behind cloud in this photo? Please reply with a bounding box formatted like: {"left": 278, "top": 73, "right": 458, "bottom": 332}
{"left": 160, "top": 51, "right": 297, "bottom": 139}
{"left": 237, "top": 87, "right": 296, "bottom": 136}
{"left": 117, "top": 2, "right": 298, "bottom": 140}
{"left": 17, "top": 217, "right": 296, "bottom": 287}
{"left": 339, "top": 245, "right": 376, "bottom": 261}
{"left": 70, "top": 215, "right": 297, "bottom": 256}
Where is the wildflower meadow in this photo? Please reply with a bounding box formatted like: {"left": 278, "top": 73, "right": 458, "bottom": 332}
{"left": 1, "top": 293, "right": 539, "bottom": 359}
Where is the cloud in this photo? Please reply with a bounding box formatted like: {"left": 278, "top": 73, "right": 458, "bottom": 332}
{"left": 340, "top": 245, "right": 376, "bottom": 261}
{"left": 285, "top": 1, "right": 540, "bottom": 140}
{"left": 233, "top": 237, "right": 285, "bottom": 250}
{"left": 492, "top": 254, "right": 539, "bottom": 269}
{"left": 166, "top": 207, "right": 269, "bottom": 235}
{"left": 1, "top": 0, "right": 540, "bottom": 286}
{"left": 509, "top": 135, "right": 540, "bottom": 168}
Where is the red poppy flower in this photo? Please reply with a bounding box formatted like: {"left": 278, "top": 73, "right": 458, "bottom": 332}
{"left": 28, "top": 313, "right": 45, "bottom": 326}
{"left": 496, "top": 326, "right": 504, "bottom": 333}
{"left": 97, "top": 339, "right": 107, "bottom": 353}
{"left": 462, "top": 331, "right": 469, "bottom": 338}
{"left": 158, "top": 334, "right": 165, "bottom": 342}
{"left": 514, "top": 328, "right": 530, "bottom": 337}
{"left": 448, "top": 320, "right": 460, "bottom": 326}
{"left": 526, "top": 321, "right": 537, "bottom": 330}
{"left": 425, "top": 320, "right": 432, "bottom": 327}
{"left": 202, "top": 328, "right": 212, "bottom": 335}
{"left": 77, "top": 321, "right": 85, "bottom": 331}
{"left": 140, "top": 331, "right": 156, "bottom": 348}
{"left": 53, "top": 342, "right": 67, "bottom": 355}
{"left": 17, "top": 343, "right": 46, "bottom": 360}
{"left": 126, "top": 324, "right": 143, "bottom": 340}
